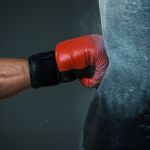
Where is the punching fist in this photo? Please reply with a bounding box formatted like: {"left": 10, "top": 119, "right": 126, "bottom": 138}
{"left": 56, "top": 34, "right": 109, "bottom": 88}
{"left": 0, "top": 34, "right": 108, "bottom": 99}
{"left": 29, "top": 34, "right": 109, "bottom": 88}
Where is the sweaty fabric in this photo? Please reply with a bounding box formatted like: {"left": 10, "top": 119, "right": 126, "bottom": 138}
{"left": 80, "top": 0, "right": 150, "bottom": 150}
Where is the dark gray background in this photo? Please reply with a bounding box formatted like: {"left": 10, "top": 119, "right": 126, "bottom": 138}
{"left": 0, "top": 0, "right": 101, "bottom": 150}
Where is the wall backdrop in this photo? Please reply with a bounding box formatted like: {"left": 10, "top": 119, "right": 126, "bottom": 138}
{"left": 0, "top": 0, "right": 101, "bottom": 150}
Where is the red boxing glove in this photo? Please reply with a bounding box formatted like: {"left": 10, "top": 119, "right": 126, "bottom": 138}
{"left": 55, "top": 34, "right": 109, "bottom": 88}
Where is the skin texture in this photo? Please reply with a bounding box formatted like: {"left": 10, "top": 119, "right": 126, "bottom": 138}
{"left": 0, "top": 59, "right": 31, "bottom": 99}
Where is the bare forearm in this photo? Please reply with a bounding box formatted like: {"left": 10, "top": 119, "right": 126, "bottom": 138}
{"left": 0, "top": 58, "right": 31, "bottom": 99}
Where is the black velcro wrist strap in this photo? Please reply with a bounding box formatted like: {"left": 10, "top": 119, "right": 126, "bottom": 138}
{"left": 60, "top": 66, "right": 95, "bottom": 83}
{"left": 28, "top": 51, "right": 60, "bottom": 88}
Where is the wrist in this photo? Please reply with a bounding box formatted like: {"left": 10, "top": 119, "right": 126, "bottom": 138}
{"left": 21, "top": 59, "right": 31, "bottom": 89}
{"left": 28, "top": 51, "right": 95, "bottom": 88}
{"left": 28, "top": 51, "right": 60, "bottom": 88}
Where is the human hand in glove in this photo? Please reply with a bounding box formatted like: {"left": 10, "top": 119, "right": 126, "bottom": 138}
{"left": 0, "top": 34, "right": 109, "bottom": 99}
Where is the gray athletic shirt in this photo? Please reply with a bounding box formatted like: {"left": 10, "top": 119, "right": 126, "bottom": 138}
{"left": 81, "top": 0, "right": 150, "bottom": 149}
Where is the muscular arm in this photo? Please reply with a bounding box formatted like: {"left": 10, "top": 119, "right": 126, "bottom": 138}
{"left": 0, "top": 59, "right": 31, "bottom": 99}
{"left": 0, "top": 35, "right": 106, "bottom": 99}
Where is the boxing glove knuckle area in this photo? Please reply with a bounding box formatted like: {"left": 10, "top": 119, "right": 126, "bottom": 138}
{"left": 28, "top": 34, "right": 109, "bottom": 88}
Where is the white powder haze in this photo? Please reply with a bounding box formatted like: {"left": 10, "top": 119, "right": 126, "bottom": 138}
{"left": 73, "top": 1, "right": 102, "bottom": 35}
{"left": 98, "top": 0, "right": 150, "bottom": 118}
{"left": 80, "top": 0, "right": 150, "bottom": 149}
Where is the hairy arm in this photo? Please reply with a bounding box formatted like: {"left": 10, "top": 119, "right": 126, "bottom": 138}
{"left": 0, "top": 59, "right": 31, "bottom": 99}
